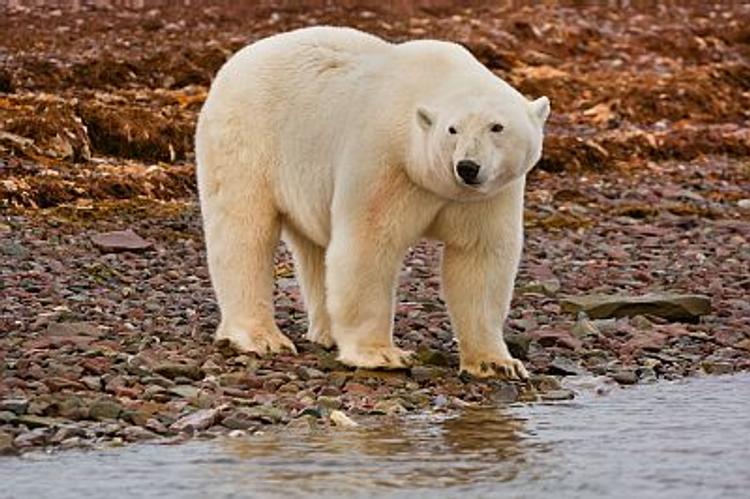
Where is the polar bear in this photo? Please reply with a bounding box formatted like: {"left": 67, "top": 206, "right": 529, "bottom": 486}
{"left": 195, "top": 27, "right": 549, "bottom": 379}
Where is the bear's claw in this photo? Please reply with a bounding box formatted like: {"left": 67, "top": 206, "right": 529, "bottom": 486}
{"left": 337, "top": 346, "right": 415, "bottom": 370}
{"left": 215, "top": 325, "right": 297, "bottom": 356}
{"left": 460, "top": 357, "right": 529, "bottom": 380}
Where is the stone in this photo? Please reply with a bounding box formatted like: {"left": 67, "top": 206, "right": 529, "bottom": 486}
{"left": 56, "top": 396, "right": 89, "bottom": 420}
{"left": 548, "top": 356, "right": 587, "bottom": 376}
{"left": 611, "top": 370, "right": 638, "bottom": 385}
{"left": 520, "top": 278, "right": 561, "bottom": 297}
{"left": 0, "top": 397, "right": 29, "bottom": 415}
{"left": 540, "top": 389, "right": 575, "bottom": 401}
{"left": 488, "top": 382, "right": 520, "bottom": 403}
{"left": 734, "top": 338, "right": 750, "bottom": 352}
{"left": 45, "top": 321, "right": 100, "bottom": 337}
{"left": 153, "top": 363, "right": 204, "bottom": 381}
{"left": 295, "top": 366, "right": 325, "bottom": 381}
{"left": 571, "top": 315, "right": 600, "bottom": 339}
{"left": 530, "top": 374, "right": 563, "bottom": 392}
{"left": 330, "top": 410, "right": 358, "bottom": 428}
{"left": 636, "top": 366, "right": 658, "bottom": 383}
{"left": 121, "top": 426, "right": 158, "bottom": 442}
{"left": 0, "top": 431, "right": 17, "bottom": 456}
{"left": 505, "top": 332, "right": 531, "bottom": 360}
{"left": 372, "top": 399, "right": 407, "bottom": 415}
{"left": 14, "top": 428, "right": 48, "bottom": 448}
{"left": 169, "top": 385, "right": 201, "bottom": 400}
{"left": 171, "top": 406, "right": 224, "bottom": 432}
{"left": 560, "top": 293, "right": 711, "bottom": 322}
{"left": 415, "top": 347, "right": 450, "bottom": 367}
{"left": 700, "top": 361, "right": 734, "bottom": 375}
{"left": 16, "top": 415, "right": 62, "bottom": 429}
{"left": 317, "top": 396, "right": 342, "bottom": 410}
{"left": 0, "top": 411, "right": 18, "bottom": 424}
{"left": 145, "top": 418, "right": 169, "bottom": 434}
{"left": 410, "top": 366, "right": 447, "bottom": 383}
{"left": 91, "top": 229, "right": 152, "bottom": 253}
{"left": 244, "top": 405, "right": 287, "bottom": 424}
{"left": 88, "top": 399, "right": 123, "bottom": 420}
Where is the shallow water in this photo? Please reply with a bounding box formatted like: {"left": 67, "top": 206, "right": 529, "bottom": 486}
{"left": 2, "top": 374, "right": 749, "bottom": 499}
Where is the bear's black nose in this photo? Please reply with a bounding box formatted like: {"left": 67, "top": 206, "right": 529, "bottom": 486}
{"left": 456, "top": 160, "right": 481, "bottom": 184}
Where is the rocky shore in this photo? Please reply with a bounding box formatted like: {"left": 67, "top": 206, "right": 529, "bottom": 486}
{"left": 1, "top": 2, "right": 749, "bottom": 455}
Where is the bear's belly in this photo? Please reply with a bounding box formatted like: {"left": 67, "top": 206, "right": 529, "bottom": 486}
{"left": 276, "top": 179, "right": 332, "bottom": 248}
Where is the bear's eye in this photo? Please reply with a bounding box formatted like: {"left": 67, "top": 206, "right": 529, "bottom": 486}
{"left": 490, "top": 123, "right": 504, "bottom": 133}
{"left": 448, "top": 126, "right": 457, "bottom": 135}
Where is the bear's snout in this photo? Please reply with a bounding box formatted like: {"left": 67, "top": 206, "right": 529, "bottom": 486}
{"left": 456, "top": 159, "right": 481, "bottom": 185}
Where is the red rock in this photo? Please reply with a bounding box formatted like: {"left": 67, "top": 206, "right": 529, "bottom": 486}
{"left": 620, "top": 332, "right": 667, "bottom": 356}
{"left": 530, "top": 329, "right": 583, "bottom": 350}
{"left": 91, "top": 229, "right": 152, "bottom": 253}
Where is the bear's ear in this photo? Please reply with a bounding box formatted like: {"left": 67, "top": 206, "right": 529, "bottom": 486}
{"left": 416, "top": 107, "right": 435, "bottom": 130}
{"left": 530, "top": 96, "right": 550, "bottom": 123}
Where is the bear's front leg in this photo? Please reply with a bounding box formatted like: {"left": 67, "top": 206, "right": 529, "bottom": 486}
{"left": 325, "top": 168, "right": 442, "bottom": 369}
{"left": 442, "top": 241, "right": 528, "bottom": 380}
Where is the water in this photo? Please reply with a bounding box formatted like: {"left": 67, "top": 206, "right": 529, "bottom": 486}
{"left": 2, "top": 374, "right": 749, "bottom": 499}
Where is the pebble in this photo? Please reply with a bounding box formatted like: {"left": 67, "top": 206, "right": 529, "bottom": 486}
{"left": 88, "top": 399, "right": 123, "bottom": 420}
{"left": 548, "top": 356, "right": 588, "bottom": 376}
{"left": 612, "top": 370, "right": 638, "bottom": 385}
{"left": 171, "top": 406, "right": 223, "bottom": 432}
{"left": 540, "top": 390, "right": 576, "bottom": 401}
{"left": 0, "top": 431, "right": 17, "bottom": 456}
{"left": 0, "top": 397, "right": 29, "bottom": 415}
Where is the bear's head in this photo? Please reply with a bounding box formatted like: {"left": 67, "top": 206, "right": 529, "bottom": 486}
{"left": 411, "top": 88, "right": 549, "bottom": 201}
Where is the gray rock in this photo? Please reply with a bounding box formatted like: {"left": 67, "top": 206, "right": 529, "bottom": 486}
{"left": 489, "top": 382, "right": 520, "bottom": 403}
{"left": 14, "top": 428, "right": 48, "bottom": 448}
{"left": 317, "top": 396, "right": 342, "bottom": 410}
{"left": 415, "top": 347, "right": 450, "bottom": 367}
{"left": 701, "top": 361, "right": 734, "bottom": 375}
{"left": 372, "top": 399, "right": 407, "bottom": 415}
{"left": 0, "top": 397, "right": 29, "bottom": 415}
{"left": 571, "top": 315, "right": 601, "bottom": 339}
{"left": 0, "top": 411, "right": 18, "bottom": 424}
{"left": 153, "top": 362, "right": 204, "bottom": 381}
{"left": 121, "top": 426, "right": 158, "bottom": 442}
{"left": 530, "top": 374, "right": 563, "bottom": 392}
{"left": 0, "top": 431, "right": 17, "bottom": 456}
{"left": 16, "top": 415, "right": 62, "bottom": 429}
{"left": 171, "top": 407, "right": 224, "bottom": 432}
{"left": 91, "top": 229, "right": 152, "bottom": 253}
{"left": 169, "top": 385, "right": 201, "bottom": 399}
{"left": 88, "top": 399, "right": 123, "bottom": 420}
{"left": 505, "top": 333, "right": 531, "bottom": 360}
{"left": 540, "top": 389, "right": 575, "bottom": 401}
{"left": 611, "top": 370, "right": 638, "bottom": 385}
{"left": 548, "top": 356, "right": 588, "bottom": 376}
{"left": 560, "top": 293, "right": 711, "bottom": 321}
{"left": 636, "top": 366, "right": 658, "bottom": 383}
{"left": 295, "top": 366, "right": 325, "bottom": 381}
{"left": 145, "top": 418, "right": 169, "bottom": 434}
{"left": 410, "top": 366, "right": 446, "bottom": 383}
{"left": 244, "top": 405, "right": 287, "bottom": 424}
{"left": 520, "top": 278, "right": 561, "bottom": 297}
{"left": 45, "top": 321, "right": 100, "bottom": 337}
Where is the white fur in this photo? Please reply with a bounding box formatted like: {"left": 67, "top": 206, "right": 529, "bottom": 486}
{"left": 195, "top": 27, "right": 549, "bottom": 379}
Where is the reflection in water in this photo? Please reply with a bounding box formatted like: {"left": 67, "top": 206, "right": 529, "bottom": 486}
{"left": 2, "top": 374, "right": 749, "bottom": 499}
{"left": 224, "top": 408, "right": 528, "bottom": 492}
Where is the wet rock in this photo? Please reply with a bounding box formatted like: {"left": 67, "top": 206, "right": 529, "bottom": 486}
{"left": 560, "top": 293, "right": 711, "bottom": 321}
{"left": 488, "top": 382, "right": 520, "bottom": 403}
{"left": 540, "top": 389, "right": 575, "bottom": 401}
{"left": 410, "top": 366, "right": 447, "bottom": 383}
{"left": 0, "top": 411, "right": 18, "bottom": 424}
{"left": 221, "top": 409, "right": 260, "bottom": 430}
{"left": 330, "top": 410, "right": 358, "bottom": 428}
{"left": 733, "top": 339, "right": 750, "bottom": 352}
{"left": 91, "top": 229, "right": 152, "bottom": 253}
{"left": 611, "top": 369, "right": 638, "bottom": 385}
{"left": 171, "top": 406, "right": 224, "bottom": 432}
{"left": 636, "top": 366, "right": 658, "bottom": 383}
{"left": 0, "top": 397, "right": 29, "bottom": 415}
{"left": 243, "top": 405, "right": 287, "bottom": 424}
{"left": 49, "top": 425, "right": 86, "bottom": 444}
{"left": 14, "top": 428, "right": 48, "bottom": 448}
{"left": 56, "top": 396, "right": 89, "bottom": 420}
{"left": 0, "top": 431, "right": 17, "bottom": 456}
{"left": 297, "top": 406, "right": 324, "bottom": 419}
{"left": 548, "top": 356, "right": 588, "bottom": 376}
{"left": 153, "top": 362, "right": 204, "bottom": 381}
{"left": 415, "top": 347, "right": 450, "bottom": 367}
{"left": 88, "top": 399, "right": 123, "bottom": 420}
{"left": 505, "top": 332, "right": 531, "bottom": 360}
{"left": 530, "top": 374, "right": 563, "bottom": 392}
{"left": 317, "top": 396, "right": 342, "bottom": 410}
{"left": 121, "top": 426, "right": 158, "bottom": 442}
{"left": 145, "top": 418, "right": 169, "bottom": 434}
{"left": 16, "top": 415, "right": 62, "bottom": 429}
{"left": 700, "top": 361, "right": 734, "bottom": 375}
{"left": 372, "top": 399, "right": 407, "bottom": 415}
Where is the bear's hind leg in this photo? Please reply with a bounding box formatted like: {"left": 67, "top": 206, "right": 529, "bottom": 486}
{"left": 284, "top": 229, "right": 334, "bottom": 349}
{"left": 204, "top": 196, "right": 296, "bottom": 356}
